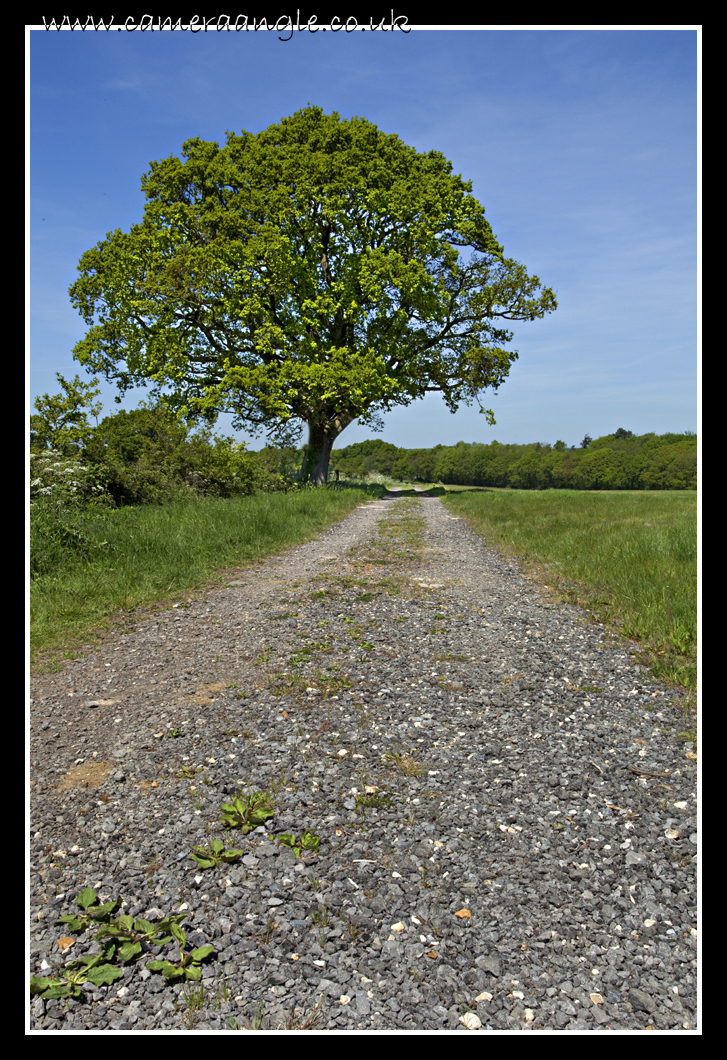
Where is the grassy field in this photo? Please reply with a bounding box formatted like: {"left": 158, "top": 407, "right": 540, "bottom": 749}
{"left": 29, "top": 486, "right": 379, "bottom": 668}
{"left": 440, "top": 489, "right": 697, "bottom": 700}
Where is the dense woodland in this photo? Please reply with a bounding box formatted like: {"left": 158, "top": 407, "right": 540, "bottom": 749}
{"left": 329, "top": 430, "right": 697, "bottom": 491}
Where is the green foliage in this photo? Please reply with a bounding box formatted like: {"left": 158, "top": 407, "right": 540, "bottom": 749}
{"left": 253, "top": 445, "right": 305, "bottom": 482}
{"left": 330, "top": 438, "right": 404, "bottom": 479}
{"left": 391, "top": 447, "right": 441, "bottom": 483}
{"left": 30, "top": 376, "right": 297, "bottom": 525}
{"left": 54, "top": 886, "right": 120, "bottom": 932}
{"left": 277, "top": 831, "right": 321, "bottom": 857}
{"left": 95, "top": 912, "right": 188, "bottom": 963}
{"left": 82, "top": 404, "right": 273, "bottom": 506}
{"left": 30, "top": 944, "right": 123, "bottom": 999}
{"left": 30, "top": 454, "right": 115, "bottom": 580}
{"left": 147, "top": 921, "right": 215, "bottom": 982}
{"left": 354, "top": 791, "right": 393, "bottom": 812}
{"left": 332, "top": 430, "right": 696, "bottom": 490}
{"left": 219, "top": 788, "right": 275, "bottom": 832}
{"left": 31, "top": 888, "right": 211, "bottom": 1000}
{"left": 69, "top": 105, "right": 556, "bottom": 484}
{"left": 189, "top": 838, "right": 245, "bottom": 869}
{"left": 30, "top": 449, "right": 111, "bottom": 511}
{"left": 30, "top": 373, "right": 103, "bottom": 455}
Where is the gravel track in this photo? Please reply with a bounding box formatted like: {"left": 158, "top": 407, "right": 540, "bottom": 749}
{"left": 29, "top": 494, "right": 698, "bottom": 1031}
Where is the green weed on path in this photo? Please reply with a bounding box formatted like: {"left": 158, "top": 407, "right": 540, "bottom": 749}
{"left": 442, "top": 489, "right": 697, "bottom": 696}
{"left": 30, "top": 488, "right": 373, "bottom": 667}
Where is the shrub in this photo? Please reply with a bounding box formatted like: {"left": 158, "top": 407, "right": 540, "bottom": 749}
{"left": 30, "top": 449, "right": 110, "bottom": 510}
{"left": 82, "top": 406, "right": 287, "bottom": 505}
{"left": 30, "top": 451, "right": 115, "bottom": 579}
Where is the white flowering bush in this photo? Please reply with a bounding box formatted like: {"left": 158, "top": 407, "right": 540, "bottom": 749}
{"left": 30, "top": 450, "right": 113, "bottom": 579}
{"left": 30, "top": 449, "right": 110, "bottom": 510}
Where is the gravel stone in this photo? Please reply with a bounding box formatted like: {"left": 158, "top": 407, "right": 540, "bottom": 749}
{"left": 29, "top": 496, "right": 698, "bottom": 1031}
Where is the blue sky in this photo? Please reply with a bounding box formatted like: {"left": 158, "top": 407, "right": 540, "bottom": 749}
{"left": 28, "top": 25, "right": 699, "bottom": 450}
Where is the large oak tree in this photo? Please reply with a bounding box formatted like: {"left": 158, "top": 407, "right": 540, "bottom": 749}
{"left": 69, "top": 106, "right": 557, "bottom": 483}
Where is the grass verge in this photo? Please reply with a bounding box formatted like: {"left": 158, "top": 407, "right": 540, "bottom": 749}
{"left": 30, "top": 487, "right": 379, "bottom": 669}
{"left": 441, "top": 489, "right": 697, "bottom": 728}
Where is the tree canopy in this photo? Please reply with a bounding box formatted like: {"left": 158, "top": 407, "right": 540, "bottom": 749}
{"left": 69, "top": 106, "right": 557, "bottom": 483}
{"left": 30, "top": 373, "right": 103, "bottom": 455}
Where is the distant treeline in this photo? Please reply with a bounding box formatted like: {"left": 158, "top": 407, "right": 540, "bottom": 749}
{"left": 329, "top": 430, "right": 697, "bottom": 490}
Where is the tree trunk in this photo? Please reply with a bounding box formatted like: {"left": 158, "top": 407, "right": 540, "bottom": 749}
{"left": 303, "top": 413, "right": 354, "bottom": 485}
{"left": 304, "top": 421, "right": 335, "bottom": 485}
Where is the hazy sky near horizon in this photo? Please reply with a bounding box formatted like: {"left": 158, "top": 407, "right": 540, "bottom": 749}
{"left": 28, "top": 25, "right": 699, "bottom": 450}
